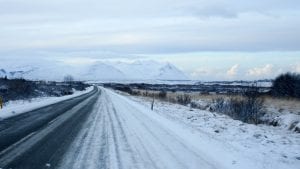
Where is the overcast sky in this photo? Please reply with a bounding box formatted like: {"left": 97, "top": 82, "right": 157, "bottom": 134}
{"left": 0, "top": 0, "right": 300, "bottom": 80}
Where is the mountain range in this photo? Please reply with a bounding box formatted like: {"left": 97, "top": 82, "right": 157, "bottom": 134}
{"left": 0, "top": 59, "right": 189, "bottom": 81}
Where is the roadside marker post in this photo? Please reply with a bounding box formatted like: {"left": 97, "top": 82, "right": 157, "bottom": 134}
{"left": 0, "top": 97, "right": 2, "bottom": 109}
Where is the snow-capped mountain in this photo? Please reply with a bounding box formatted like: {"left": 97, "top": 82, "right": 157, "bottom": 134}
{"left": 109, "top": 60, "right": 188, "bottom": 80}
{"left": 155, "top": 63, "right": 188, "bottom": 80}
{"left": 0, "top": 66, "right": 37, "bottom": 79}
{"left": 0, "top": 58, "right": 189, "bottom": 81}
{"left": 81, "top": 62, "right": 126, "bottom": 80}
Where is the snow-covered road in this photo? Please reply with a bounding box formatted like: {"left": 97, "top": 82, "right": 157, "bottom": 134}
{"left": 59, "top": 88, "right": 258, "bottom": 169}
{"left": 0, "top": 87, "right": 269, "bottom": 169}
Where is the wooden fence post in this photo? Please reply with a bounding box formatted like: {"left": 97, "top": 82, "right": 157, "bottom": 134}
{"left": 151, "top": 95, "right": 154, "bottom": 110}
{"left": 0, "top": 97, "right": 3, "bottom": 109}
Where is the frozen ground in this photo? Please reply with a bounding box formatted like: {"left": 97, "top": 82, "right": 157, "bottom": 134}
{"left": 0, "top": 86, "right": 93, "bottom": 120}
{"left": 127, "top": 94, "right": 300, "bottom": 169}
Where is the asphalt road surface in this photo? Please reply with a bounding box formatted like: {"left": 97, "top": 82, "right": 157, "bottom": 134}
{"left": 0, "top": 87, "right": 99, "bottom": 169}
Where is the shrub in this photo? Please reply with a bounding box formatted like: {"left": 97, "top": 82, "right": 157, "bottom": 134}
{"left": 158, "top": 90, "right": 167, "bottom": 99}
{"left": 8, "top": 79, "right": 35, "bottom": 99}
{"left": 212, "top": 97, "right": 228, "bottom": 113}
{"left": 272, "top": 72, "right": 300, "bottom": 98}
{"left": 143, "top": 90, "right": 149, "bottom": 97}
{"left": 115, "top": 86, "right": 133, "bottom": 94}
{"left": 176, "top": 94, "right": 191, "bottom": 105}
{"left": 131, "top": 90, "right": 141, "bottom": 95}
{"left": 212, "top": 88, "right": 264, "bottom": 124}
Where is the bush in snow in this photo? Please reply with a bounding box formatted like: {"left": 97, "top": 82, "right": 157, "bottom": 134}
{"left": 228, "top": 94, "right": 264, "bottom": 124}
{"left": 158, "top": 90, "right": 167, "bottom": 99}
{"left": 212, "top": 97, "right": 229, "bottom": 113}
{"left": 271, "top": 72, "right": 300, "bottom": 98}
{"left": 115, "top": 86, "right": 133, "bottom": 94}
{"left": 176, "top": 94, "right": 191, "bottom": 105}
{"left": 212, "top": 88, "right": 265, "bottom": 124}
{"left": 5, "top": 78, "right": 37, "bottom": 100}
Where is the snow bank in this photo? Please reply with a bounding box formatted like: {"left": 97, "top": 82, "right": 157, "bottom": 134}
{"left": 128, "top": 95, "right": 300, "bottom": 169}
{"left": 0, "top": 86, "right": 94, "bottom": 120}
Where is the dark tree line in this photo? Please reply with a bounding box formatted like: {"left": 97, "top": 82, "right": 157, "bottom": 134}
{"left": 271, "top": 72, "right": 300, "bottom": 98}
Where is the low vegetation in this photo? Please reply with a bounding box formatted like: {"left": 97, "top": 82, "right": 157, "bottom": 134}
{"left": 212, "top": 89, "right": 264, "bottom": 124}
{"left": 0, "top": 77, "right": 89, "bottom": 103}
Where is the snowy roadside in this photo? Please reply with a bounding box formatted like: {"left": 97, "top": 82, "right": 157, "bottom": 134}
{"left": 126, "top": 94, "right": 300, "bottom": 169}
{"left": 0, "top": 86, "right": 94, "bottom": 120}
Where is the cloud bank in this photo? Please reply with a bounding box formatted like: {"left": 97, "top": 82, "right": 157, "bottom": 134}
{"left": 0, "top": 0, "right": 300, "bottom": 53}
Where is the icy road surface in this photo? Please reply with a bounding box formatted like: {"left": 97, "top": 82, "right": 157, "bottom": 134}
{"left": 0, "top": 87, "right": 263, "bottom": 169}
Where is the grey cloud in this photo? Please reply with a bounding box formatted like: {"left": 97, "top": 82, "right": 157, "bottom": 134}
{"left": 2, "top": 0, "right": 300, "bottom": 18}
{"left": 0, "top": 0, "right": 300, "bottom": 54}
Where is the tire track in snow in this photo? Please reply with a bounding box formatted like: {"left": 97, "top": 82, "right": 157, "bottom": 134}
{"left": 106, "top": 88, "right": 217, "bottom": 169}
{"left": 58, "top": 91, "right": 109, "bottom": 169}
{"left": 58, "top": 88, "right": 219, "bottom": 169}
{"left": 106, "top": 92, "right": 161, "bottom": 169}
{"left": 110, "top": 96, "right": 187, "bottom": 169}
{"left": 106, "top": 98, "right": 124, "bottom": 169}
{"left": 105, "top": 92, "right": 140, "bottom": 169}
{"left": 108, "top": 100, "right": 138, "bottom": 165}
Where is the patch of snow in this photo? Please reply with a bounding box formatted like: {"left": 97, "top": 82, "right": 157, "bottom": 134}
{"left": 271, "top": 114, "right": 300, "bottom": 132}
{"left": 276, "top": 114, "right": 300, "bottom": 128}
{"left": 261, "top": 105, "right": 300, "bottom": 132}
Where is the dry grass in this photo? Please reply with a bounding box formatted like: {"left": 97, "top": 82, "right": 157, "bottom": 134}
{"left": 132, "top": 89, "right": 300, "bottom": 114}
{"left": 133, "top": 89, "right": 236, "bottom": 104}
{"left": 262, "top": 96, "right": 300, "bottom": 114}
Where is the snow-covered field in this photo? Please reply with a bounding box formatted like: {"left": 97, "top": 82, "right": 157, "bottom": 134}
{"left": 126, "top": 94, "right": 300, "bottom": 169}
{"left": 0, "top": 86, "right": 93, "bottom": 120}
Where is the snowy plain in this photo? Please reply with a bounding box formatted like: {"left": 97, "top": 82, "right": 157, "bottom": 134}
{"left": 123, "top": 92, "right": 300, "bottom": 169}
{"left": 0, "top": 86, "right": 93, "bottom": 120}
